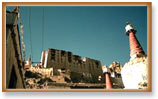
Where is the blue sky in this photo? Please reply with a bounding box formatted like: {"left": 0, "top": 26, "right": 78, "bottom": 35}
{"left": 7, "top": 6, "right": 147, "bottom": 66}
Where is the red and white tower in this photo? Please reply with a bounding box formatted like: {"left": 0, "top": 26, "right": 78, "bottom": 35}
{"left": 125, "top": 22, "right": 145, "bottom": 59}
{"left": 103, "top": 67, "right": 112, "bottom": 89}
{"left": 121, "top": 23, "right": 148, "bottom": 89}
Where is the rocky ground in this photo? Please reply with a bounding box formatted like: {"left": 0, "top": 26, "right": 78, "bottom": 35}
{"left": 25, "top": 71, "right": 53, "bottom": 89}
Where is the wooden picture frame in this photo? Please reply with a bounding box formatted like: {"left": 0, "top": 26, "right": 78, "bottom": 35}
{"left": 2, "top": 2, "right": 152, "bottom": 92}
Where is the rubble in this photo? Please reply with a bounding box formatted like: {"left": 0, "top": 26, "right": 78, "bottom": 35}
{"left": 25, "top": 71, "right": 53, "bottom": 89}
{"left": 109, "top": 62, "right": 123, "bottom": 78}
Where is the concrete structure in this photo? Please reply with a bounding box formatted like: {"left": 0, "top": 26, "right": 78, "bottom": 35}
{"left": 6, "top": 10, "right": 25, "bottom": 89}
{"left": 40, "top": 48, "right": 105, "bottom": 84}
{"left": 121, "top": 23, "right": 148, "bottom": 89}
{"left": 40, "top": 51, "right": 45, "bottom": 67}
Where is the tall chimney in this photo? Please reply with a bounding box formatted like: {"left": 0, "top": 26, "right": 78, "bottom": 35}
{"left": 125, "top": 22, "right": 145, "bottom": 59}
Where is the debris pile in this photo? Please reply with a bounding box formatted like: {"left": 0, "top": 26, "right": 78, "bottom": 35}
{"left": 109, "top": 62, "right": 123, "bottom": 78}
{"left": 25, "top": 70, "right": 53, "bottom": 89}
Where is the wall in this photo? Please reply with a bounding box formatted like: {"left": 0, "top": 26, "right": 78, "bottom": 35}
{"left": 6, "top": 11, "right": 25, "bottom": 89}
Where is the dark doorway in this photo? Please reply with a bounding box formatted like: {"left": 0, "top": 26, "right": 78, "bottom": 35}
{"left": 8, "top": 65, "right": 17, "bottom": 88}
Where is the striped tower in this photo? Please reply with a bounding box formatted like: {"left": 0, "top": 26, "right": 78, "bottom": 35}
{"left": 103, "top": 67, "right": 112, "bottom": 89}
{"left": 121, "top": 22, "right": 148, "bottom": 89}
{"left": 125, "top": 22, "right": 145, "bottom": 59}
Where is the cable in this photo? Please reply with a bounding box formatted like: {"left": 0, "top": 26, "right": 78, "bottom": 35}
{"left": 29, "top": 7, "right": 33, "bottom": 61}
{"left": 41, "top": 7, "right": 45, "bottom": 52}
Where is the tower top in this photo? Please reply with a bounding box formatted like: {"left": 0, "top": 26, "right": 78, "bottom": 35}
{"left": 125, "top": 23, "right": 145, "bottom": 59}
{"left": 125, "top": 22, "right": 136, "bottom": 36}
